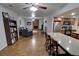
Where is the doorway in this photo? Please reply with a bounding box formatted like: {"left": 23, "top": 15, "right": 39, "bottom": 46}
{"left": 33, "top": 19, "right": 39, "bottom": 30}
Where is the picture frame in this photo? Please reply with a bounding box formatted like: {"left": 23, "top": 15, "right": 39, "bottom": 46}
{"left": 27, "top": 22, "right": 31, "bottom": 25}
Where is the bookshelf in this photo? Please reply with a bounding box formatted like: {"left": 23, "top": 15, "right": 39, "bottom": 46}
{"left": 2, "top": 12, "right": 18, "bottom": 45}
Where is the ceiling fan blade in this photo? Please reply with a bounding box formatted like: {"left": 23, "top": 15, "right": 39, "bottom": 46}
{"left": 23, "top": 7, "right": 29, "bottom": 9}
{"left": 25, "top": 3, "right": 32, "bottom": 5}
{"left": 39, "top": 6, "right": 47, "bottom": 9}
{"left": 23, "top": 3, "right": 33, "bottom": 9}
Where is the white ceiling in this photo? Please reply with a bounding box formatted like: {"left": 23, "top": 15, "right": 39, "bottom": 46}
{"left": 0, "top": 3, "right": 67, "bottom": 17}
{"left": 57, "top": 7, "right": 79, "bottom": 18}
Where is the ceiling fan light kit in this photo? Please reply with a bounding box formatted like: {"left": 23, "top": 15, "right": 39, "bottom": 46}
{"left": 30, "top": 6, "right": 38, "bottom": 12}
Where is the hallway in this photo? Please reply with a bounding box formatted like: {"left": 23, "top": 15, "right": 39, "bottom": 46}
{"left": 0, "top": 30, "right": 48, "bottom": 56}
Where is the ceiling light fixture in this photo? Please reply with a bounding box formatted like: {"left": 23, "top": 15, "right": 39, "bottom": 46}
{"left": 31, "top": 13, "right": 35, "bottom": 21}
{"left": 71, "top": 13, "right": 76, "bottom": 15}
{"left": 32, "top": 19, "right": 35, "bottom": 21}
{"left": 61, "top": 16, "right": 64, "bottom": 18}
{"left": 30, "top": 6, "right": 38, "bottom": 12}
{"left": 32, "top": 13, "right": 35, "bottom": 18}
{"left": 58, "top": 17, "right": 61, "bottom": 21}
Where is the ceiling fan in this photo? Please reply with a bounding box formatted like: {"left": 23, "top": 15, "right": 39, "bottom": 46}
{"left": 23, "top": 3, "right": 47, "bottom": 11}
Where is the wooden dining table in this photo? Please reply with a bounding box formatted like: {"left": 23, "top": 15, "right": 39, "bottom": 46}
{"left": 47, "top": 32, "right": 79, "bottom": 56}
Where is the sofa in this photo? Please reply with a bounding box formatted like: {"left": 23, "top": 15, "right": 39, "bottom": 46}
{"left": 19, "top": 28, "right": 33, "bottom": 37}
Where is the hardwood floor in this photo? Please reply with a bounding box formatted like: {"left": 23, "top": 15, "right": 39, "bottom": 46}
{"left": 0, "top": 30, "right": 48, "bottom": 56}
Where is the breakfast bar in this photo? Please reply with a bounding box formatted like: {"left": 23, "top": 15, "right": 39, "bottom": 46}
{"left": 47, "top": 32, "right": 79, "bottom": 56}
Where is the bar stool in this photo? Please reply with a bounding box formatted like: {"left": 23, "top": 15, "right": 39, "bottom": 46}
{"left": 46, "top": 40, "right": 58, "bottom": 56}
{"left": 46, "top": 35, "right": 51, "bottom": 52}
{"left": 51, "top": 39, "right": 67, "bottom": 56}
{"left": 45, "top": 32, "right": 48, "bottom": 39}
{"left": 44, "top": 33, "right": 58, "bottom": 56}
{"left": 50, "top": 39, "right": 58, "bottom": 56}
